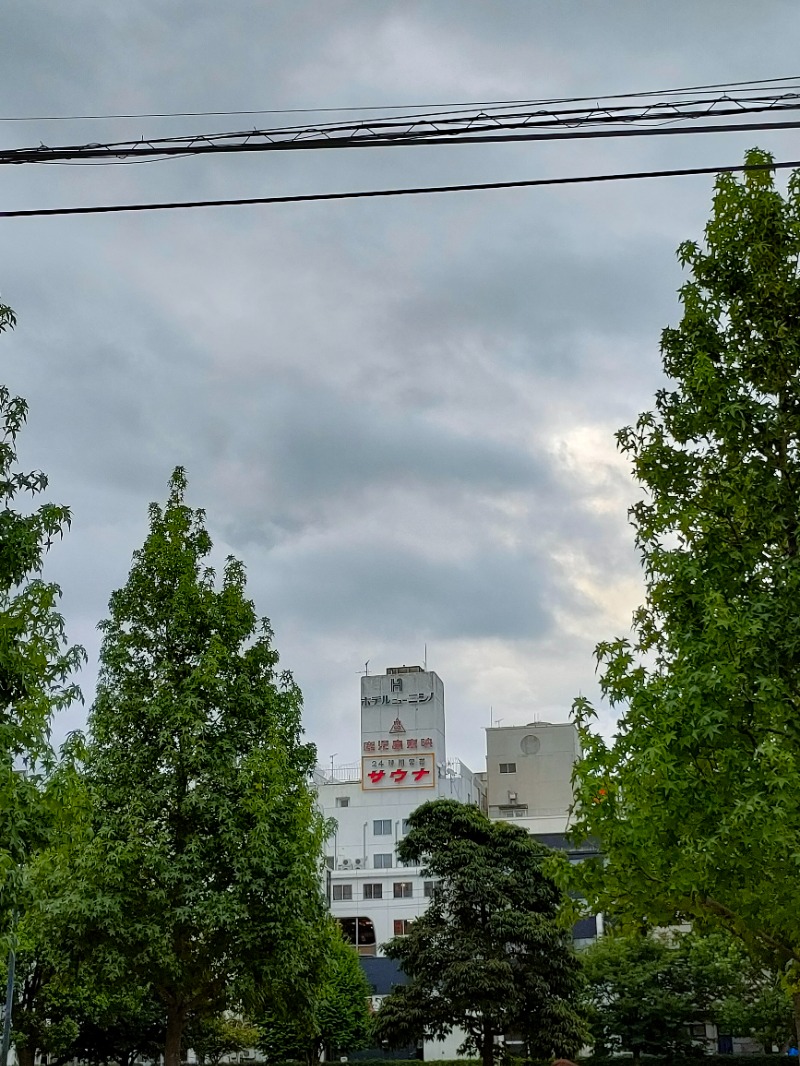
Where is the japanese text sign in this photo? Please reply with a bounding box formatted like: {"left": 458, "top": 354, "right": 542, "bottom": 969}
{"left": 362, "top": 753, "right": 435, "bottom": 790}
{"left": 363, "top": 737, "right": 433, "bottom": 753}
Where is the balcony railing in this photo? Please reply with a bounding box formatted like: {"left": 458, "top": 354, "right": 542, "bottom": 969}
{"left": 314, "top": 764, "right": 362, "bottom": 784}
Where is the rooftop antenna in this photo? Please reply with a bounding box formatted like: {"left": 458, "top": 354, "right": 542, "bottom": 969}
{"left": 357, "top": 659, "right": 370, "bottom": 676}
{"left": 423, "top": 643, "right": 427, "bottom": 670}
{"left": 330, "top": 753, "right": 338, "bottom": 772}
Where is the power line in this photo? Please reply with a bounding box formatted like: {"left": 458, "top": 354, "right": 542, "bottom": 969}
{"left": 2, "top": 156, "right": 796, "bottom": 220}
{"left": 12, "top": 114, "right": 800, "bottom": 164}
{"left": 1, "top": 74, "right": 797, "bottom": 123}
{"left": 5, "top": 94, "right": 800, "bottom": 166}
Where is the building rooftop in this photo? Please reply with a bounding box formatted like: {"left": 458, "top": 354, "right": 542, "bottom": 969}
{"left": 485, "top": 720, "right": 565, "bottom": 731}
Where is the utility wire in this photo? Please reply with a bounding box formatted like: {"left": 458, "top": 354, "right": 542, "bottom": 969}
{"left": 1, "top": 89, "right": 798, "bottom": 150}
{"left": 2, "top": 156, "right": 796, "bottom": 220}
{"left": 137, "top": 94, "right": 799, "bottom": 140}
{"left": 1, "top": 74, "right": 798, "bottom": 122}
{"left": 221, "top": 93, "right": 800, "bottom": 136}
{"left": 5, "top": 95, "right": 800, "bottom": 165}
{"left": 4, "top": 115, "right": 800, "bottom": 165}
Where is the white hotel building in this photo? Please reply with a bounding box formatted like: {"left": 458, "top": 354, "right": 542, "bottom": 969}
{"left": 314, "top": 664, "right": 485, "bottom": 955}
{"left": 313, "top": 664, "right": 591, "bottom": 957}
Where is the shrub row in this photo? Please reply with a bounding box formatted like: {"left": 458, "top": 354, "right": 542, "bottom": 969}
{"left": 256, "top": 1058, "right": 788, "bottom": 1066}
{"left": 325, "top": 1058, "right": 787, "bottom": 1066}
{"left": 580, "top": 1058, "right": 785, "bottom": 1066}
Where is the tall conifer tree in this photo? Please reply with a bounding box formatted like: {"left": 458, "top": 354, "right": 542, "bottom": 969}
{"left": 376, "top": 799, "right": 586, "bottom": 1066}
{"left": 75, "top": 469, "right": 327, "bottom": 1066}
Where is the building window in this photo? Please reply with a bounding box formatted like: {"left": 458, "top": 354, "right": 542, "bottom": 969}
{"left": 337, "top": 917, "right": 377, "bottom": 956}
{"left": 325, "top": 856, "right": 335, "bottom": 870}
{"left": 332, "top": 884, "right": 353, "bottom": 901}
{"left": 401, "top": 819, "right": 411, "bottom": 834}
{"left": 363, "top": 883, "right": 383, "bottom": 900}
{"left": 373, "top": 819, "right": 392, "bottom": 835}
{"left": 393, "top": 919, "right": 413, "bottom": 935}
{"left": 393, "top": 882, "right": 413, "bottom": 898}
{"left": 335, "top": 797, "right": 350, "bottom": 808}
{"left": 423, "top": 880, "right": 436, "bottom": 897}
{"left": 374, "top": 853, "right": 392, "bottom": 869}
{"left": 499, "top": 762, "right": 517, "bottom": 774}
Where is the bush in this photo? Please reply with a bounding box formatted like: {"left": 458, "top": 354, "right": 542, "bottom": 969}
{"left": 578, "top": 1057, "right": 788, "bottom": 1066}
{"left": 327, "top": 1060, "right": 475, "bottom": 1066}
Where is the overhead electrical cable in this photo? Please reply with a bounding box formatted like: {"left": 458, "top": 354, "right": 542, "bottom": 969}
{"left": 51, "top": 96, "right": 800, "bottom": 142}
{"left": 2, "top": 156, "right": 797, "bottom": 220}
{"left": 20, "top": 94, "right": 800, "bottom": 136}
{"left": 5, "top": 92, "right": 800, "bottom": 165}
{"left": 4, "top": 114, "right": 800, "bottom": 165}
{"left": 1, "top": 74, "right": 798, "bottom": 122}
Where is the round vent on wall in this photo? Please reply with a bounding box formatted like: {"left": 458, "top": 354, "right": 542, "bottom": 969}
{"left": 521, "top": 734, "right": 540, "bottom": 755}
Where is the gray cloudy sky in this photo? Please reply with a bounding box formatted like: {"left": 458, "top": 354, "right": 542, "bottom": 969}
{"left": 3, "top": 1, "right": 798, "bottom": 771}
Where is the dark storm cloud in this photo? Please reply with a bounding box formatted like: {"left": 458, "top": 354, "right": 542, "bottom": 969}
{"left": 5, "top": 0, "right": 800, "bottom": 767}
{"left": 381, "top": 218, "right": 680, "bottom": 378}
{"left": 265, "top": 536, "right": 555, "bottom": 641}
{"left": 212, "top": 378, "right": 551, "bottom": 541}
{"left": 5, "top": 263, "right": 215, "bottom": 501}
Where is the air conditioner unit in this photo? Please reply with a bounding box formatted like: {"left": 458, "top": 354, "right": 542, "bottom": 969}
{"left": 339, "top": 858, "right": 353, "bottom": 869}
{"left": 354, "top": 857, "right": 364, "bottom": 868}
{"left": 508, "top": 791, "right": 518, "bottom": 803}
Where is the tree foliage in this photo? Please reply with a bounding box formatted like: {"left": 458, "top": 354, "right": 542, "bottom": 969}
{"left": 689, "top": 933, "right": 795, "bottom": 1052}
{"left": 570, "top": 150, "right": 800, "bottom": 1038}
{"left": 582, "top": 929, "right": 793, "bottom": 1059}
{"left": 63, "top": 469, "right": 329, "bottom": 1066}
{"left": 10, "top": 944, "right": 164, "bottom": 1066}
{"left": 375, "top": 799, "right": 586, "bottom": 1066}
{"left": 0, "top": 301, "right": 83, "bottom": 929}
{"left": 258, "top": 924, "right": 373, "bottom": 1066}
{"left": 4, "top": 805, "right": 163, "bottom": 1066}
{"left": 186, "top": 1014, "right": 261, "bottom": 1066}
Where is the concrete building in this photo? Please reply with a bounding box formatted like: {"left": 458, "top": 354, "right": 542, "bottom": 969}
{"left": 485, "top": 719, "right": 580, "bottom": 834}
{"left": 312, "top": 671, "right": 599, "bottom": 1061}
{"left": 314, "top": 670, "right": 597, "bottom": 959}
{"left": 316, "top": 681, "right": 762, "bottom": 1059}
{"left": 314, "top": 665, "right": 485, "bottom": 956}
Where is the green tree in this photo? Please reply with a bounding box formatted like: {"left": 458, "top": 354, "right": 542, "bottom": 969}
{"left": 258, "top": 924, "right": 372, "bottom": 1066}
{"left": 10, "top": 952, "right": 80, "bottom": 1066}
{"left": 374, "top": 799, "right": 586, "bottom": 1066}
{"left": 689, "top": 933, "right": 795, "bottom": 1053}
{"left": 0, "top": 300, "right": 83, "bottom": 931}
{"left": 581, "top": 929, "right": 792, "bottom": 1059}
{"left": 64, "top": 987, "right": 165, "bottom": 1066}
{"left": 9, "top": 929, "right": 165, "bottom": 1066}
{"left": 570, "top": 150, "right": 800, "bottom": 1041}
{"left": 66, "top": 469, "right": 328, "bottom": 1066}
{"left": 5, "top": 752, "right": 163, "bottom": 1066}
{"left": 581, "top": 931, "right": 699, "bottom": 1060}
{"left": 186, "top": 1014, "right": 261, "bottom": 1066}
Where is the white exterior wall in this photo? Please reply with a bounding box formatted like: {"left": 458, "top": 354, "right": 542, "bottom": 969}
{"left": 318, "top": 761, "right": 484, "bottom": 951}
